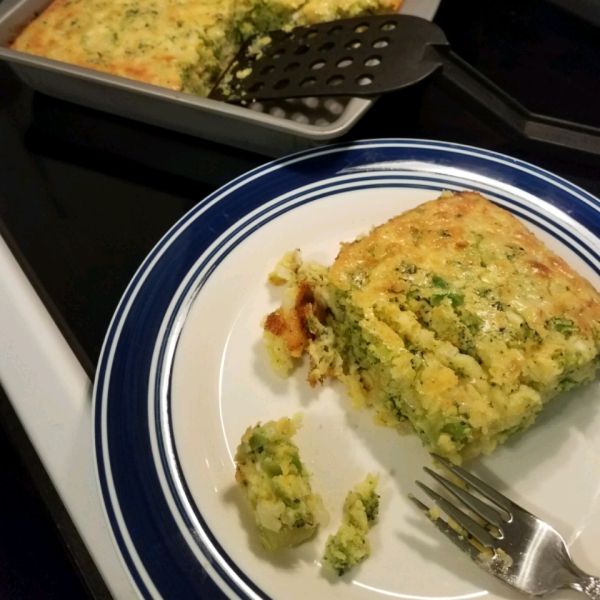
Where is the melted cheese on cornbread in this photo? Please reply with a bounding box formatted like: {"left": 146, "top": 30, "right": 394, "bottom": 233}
{"left": 11, "top": 0, "right": 402, "bottom": 94}
{"left": 264, "top": 191, "right": 600, "bottom": 462}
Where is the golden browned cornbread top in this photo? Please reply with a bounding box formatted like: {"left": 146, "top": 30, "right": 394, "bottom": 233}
{"left": 329, "top": 191, "right": 600, "bottom": 339}
{"left": 10, "top": 0, "right": 403, "bottom": 93}
{"left": 11, "top": 0, "right": 234, "bottom": 90}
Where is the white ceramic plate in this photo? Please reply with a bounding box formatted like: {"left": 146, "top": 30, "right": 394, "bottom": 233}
{"left": 94, "top": 139, "right": 600, "bottom": 600}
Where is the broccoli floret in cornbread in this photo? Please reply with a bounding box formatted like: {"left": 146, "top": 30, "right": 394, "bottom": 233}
{"left": 263, "top": 191, "right": 600, "bottom": 463}
{"left": 235, "top": 415, "right": 327, "bottom": 551}
{"left": 323, "top": 474, "right": 379, "bottom": 575}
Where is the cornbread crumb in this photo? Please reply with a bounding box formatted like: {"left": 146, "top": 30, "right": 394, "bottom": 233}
{"left": 263, "top": 254, "right": 343, "bottom": 384}
{"left": 267, "top": 249, "right": 301, "bottom": 285}
{"left": 235, "top": 67, "right": 253, "bottom": 79}
{"left": 323, "top": 474, "right": 379, "bottom": 575}
{"left": 478, "top": 547, "right": 513, "bottom": 574}
{"left": 235, "top": 415, "right": 328, "bottom": 551}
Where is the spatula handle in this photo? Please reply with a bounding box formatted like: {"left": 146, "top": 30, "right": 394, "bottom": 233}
{"left": 429, "top": 44, "right": 600, "bottom": 160}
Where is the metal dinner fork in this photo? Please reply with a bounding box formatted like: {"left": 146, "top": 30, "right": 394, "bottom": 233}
{"left": 409, "top": 454, "right": 600, "bottom": 599}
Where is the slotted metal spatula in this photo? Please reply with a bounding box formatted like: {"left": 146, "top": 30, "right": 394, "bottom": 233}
{"left": 208, "top": 14, "right": 600, "bottom": 158}
{"left": 209, "top": 15, "right": 442, "bottom": 102}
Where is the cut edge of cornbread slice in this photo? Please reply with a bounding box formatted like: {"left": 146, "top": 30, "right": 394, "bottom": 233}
{"left": 263, "top": 191, "right": 600, "bottom": 463}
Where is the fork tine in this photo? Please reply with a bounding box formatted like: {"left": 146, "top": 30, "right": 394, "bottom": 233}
{"left": 408, "top": 494, "right": 482, "bottom": 562}
{"left": 432, "top": 454, "right": 523, "bottom": 517}
{"left": 423, "top": 467, "right": 505, "bottom": 528}
{"left": 415, "top": 481, "right": 497, "bottom": 548}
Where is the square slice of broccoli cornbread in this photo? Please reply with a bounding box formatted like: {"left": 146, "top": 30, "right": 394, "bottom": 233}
{"left": 264, "top": 191, "right": 600, "bottom": 462}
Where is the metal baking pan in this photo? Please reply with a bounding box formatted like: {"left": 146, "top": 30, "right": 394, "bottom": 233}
{"left": 0, "top": 0, "right": 440, "bottom": 156}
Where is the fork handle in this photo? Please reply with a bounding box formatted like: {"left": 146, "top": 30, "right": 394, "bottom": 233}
{"left": 569, "top": 575, "right": 600, "bottom": 600}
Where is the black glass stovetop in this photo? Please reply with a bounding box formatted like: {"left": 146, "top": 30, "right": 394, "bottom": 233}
{"left": 0, "top": 0, "right": 599, "bottom": 597}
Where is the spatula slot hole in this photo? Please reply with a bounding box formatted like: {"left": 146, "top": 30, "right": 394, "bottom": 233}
{"left": 328, "top": 25, "right": 343, "bottom": 35}
{"left": 305, "top": 29, "right": 318, "bottom": 39}
{"left": 311, "top": 59, "right": 326, "bottom": 70}
{"left": 327, "top": 75, "right": 345, "bottom": 86}
{"left": 364, "top": 56, "right": 381, "bottom": 67}
{"left": 324, "top": 98, "right": 344, "bottom": 114}
{"left": 271, "top": 49, "right": 285, "bottom": 58}
{"left": 337, "top": 57, "right": 353, "bottom": 68}
{"left": 354, "top": 23, "right": 369, "bottom": 33}
{"left": 249, "top": 81, "right": 265, "bottom": 93}
{"left": 300, "top": 77, "right": 316, "bottom": 87}
{"left": 269, "top": 106, "right": 286, "bottom": 117}
{"left": 356, "top": 74, "right": 373, "bottom": 85}
{"left": 380, "top": 21, "right": 396, "bottom": 31}
{"left": 372, "top": 38, "right": 389, "bottom": 48}
{"left": 260, "top": 65, "right": 275, "bottom": 75}
{"left": 284, "top": 62, "right": 300, "bottom": 72}
{"left": 273, "top": 79, "right": 290, "bottom": 90}
{"left": 319, "top": 41, "right": 335, "bottom": 51}
{"left": 345, "top": 40, "right": 361, "bottom": 50}
{"left": 294, "top": 44, "right": 310, "bottom": 55}
{"left": 291, "top": 112, "right": 309, "bottom": 123}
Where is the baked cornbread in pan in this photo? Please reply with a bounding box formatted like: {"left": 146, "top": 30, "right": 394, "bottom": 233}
{"left": 10, "top": 0, "right": 402, "bottom": 95}
{"left": 263, "top": 191, "right": 600, "bottom": 462}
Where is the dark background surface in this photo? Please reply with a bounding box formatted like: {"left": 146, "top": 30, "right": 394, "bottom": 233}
{"left": 0, "top": 0, "right": 599, "bottom": 596}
